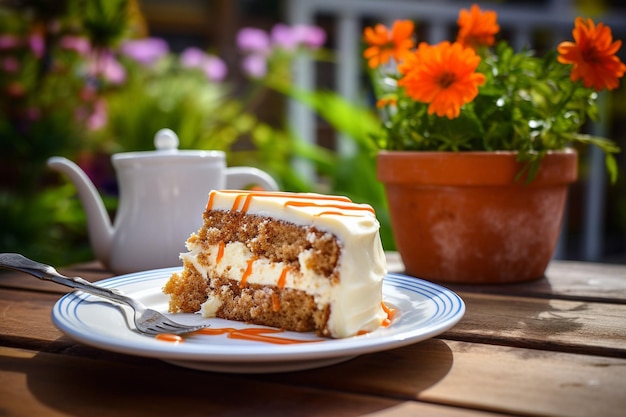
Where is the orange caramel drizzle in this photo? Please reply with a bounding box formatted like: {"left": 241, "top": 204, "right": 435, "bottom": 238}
{"left": 240, "top": 257, "right": 255, "bottom": 288}
{"left": 216, "top": 241, "right": 225, "bottom": 264}
{"left": 231, "top": 194, "right": 246, "bottom": 211}
{"left": 155, "top": 328, "right": 323, "bottom": 345}
{"left": 206, "top": 191, "right": 216, "bottom": 211}
{"left": 314, "top": 211, "right": 366, "bottom": 218}
{"left": 197, "top": 327, "right": 322, "bottom": 344}
{"left": 155, "top": 333, "right": 183, "bottom": 344}
{"left": 270, "top": 293, "right": 281, "bottom": 312}
{"left": 277, "top": 267, "right": 288, "bottom": 289}
{"left": 381, "top": 301, "right": 396, "bottom": 327}
{"left": 205, "top": 190, "right": 374, "bottom": 218}
{"left": 284, "top": 201, "right": 375, "bottom": 215}
{"left": 356, "top": 302, "right": 396, "bottom": 335}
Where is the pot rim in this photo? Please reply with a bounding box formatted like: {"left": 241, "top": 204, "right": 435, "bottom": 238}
{"left": 377, "top": 149, "right": 577, "bottom": 156}
{"left": 377, "top": 149, "right": 578, "bottom": 186}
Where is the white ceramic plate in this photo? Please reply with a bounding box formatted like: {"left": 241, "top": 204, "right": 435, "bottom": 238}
{"left": 52, "top": 268, "right": 464, "bottom": 373}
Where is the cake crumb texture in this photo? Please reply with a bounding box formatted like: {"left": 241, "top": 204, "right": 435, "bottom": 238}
{"left": 163, "top": 266, "right": 208, "bottom": 313}
{"left": 211, "top": 276, "right": 330, "bottom": 334}
{"left": 200, "top": 210, "right": 340, "bottom": 278}
{"left": 164, "top": 263, "right": 331, "bottom": 335}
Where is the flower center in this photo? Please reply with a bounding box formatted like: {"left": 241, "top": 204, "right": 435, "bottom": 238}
{"left": 383, "top": 40, "right": 396, "bottom": 51}
{"left": 438, "top": 72, "right": 456, "bottom": 88}
{"left": 582, "top": 47, "right": 601, "bottom": 64}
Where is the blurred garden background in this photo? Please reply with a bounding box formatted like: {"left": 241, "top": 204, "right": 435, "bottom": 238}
{"left": 1, "top": 0, "right": 625, "bottom": 267}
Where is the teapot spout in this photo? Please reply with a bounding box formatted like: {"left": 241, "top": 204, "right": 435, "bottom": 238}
{"left": 47, "top": 156, "right": 113, "bottom": 267}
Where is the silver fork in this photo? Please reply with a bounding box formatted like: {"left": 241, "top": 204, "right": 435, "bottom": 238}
{"left": 0, "top": 253, "right": 208, "bottom": 336}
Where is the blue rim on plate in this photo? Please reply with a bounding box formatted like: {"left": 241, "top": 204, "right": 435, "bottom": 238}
{"left": 52, "top": 268, "right": 464, "bottom": 372}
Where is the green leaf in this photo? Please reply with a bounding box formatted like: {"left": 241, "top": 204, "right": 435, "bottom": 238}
{"left": 269, "top": 83, "right": 382, "bottom": 152}
{"left": 606, "top": 153, "right": 619, "bottom": 184}
{"left": 83, "top": 0, "right": 130, "bottom": 48}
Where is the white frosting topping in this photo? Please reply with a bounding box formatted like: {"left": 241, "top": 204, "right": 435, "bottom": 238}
{"left": 190, "top": 190, "right": 388, "bottom": 338}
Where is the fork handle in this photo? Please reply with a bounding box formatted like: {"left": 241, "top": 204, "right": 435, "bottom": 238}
{"left": 0, "top": 253, "right": 139, "bottom": 309}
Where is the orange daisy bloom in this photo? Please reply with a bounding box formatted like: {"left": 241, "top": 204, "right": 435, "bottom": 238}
{"left": 398, "top": 41, "right": 486, "bottom": 119}
{"left": 557, "top": 17, "right": 626, "bottom": 91}
{"left": 363, "top": 20, "right": 414, "bottom": 69}
{"left": 456, "top": 4, "right": 500, "bottom": 49}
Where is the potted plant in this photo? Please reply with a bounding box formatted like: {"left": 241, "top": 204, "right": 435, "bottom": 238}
{"left": 363, "top": 4, "right": 625, "bottom": 283}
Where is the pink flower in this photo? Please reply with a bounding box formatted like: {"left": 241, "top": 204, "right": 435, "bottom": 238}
{"left": 293, "top": 24, "right": 326, "bottom": 49}
{"left": 180, "top": 47, "right": 207, "bottom": 67}
{"left": 241, "top": 54, "right": 267, "bottom": 78}
{"left": 60, "top": 36, "right": 91, "bottom": 55}
{"left": 180, "top": 47, "right": 227, "bottom": 81}
{"left": 270, "top": 24, "right": 326, "bottom": 50}
{"left": 203, "top": 55, "right": 227, "bottom": 81}
{"left": 87, "top": 98, "right": 107, "bottom": 130}
{"left": 237, "top": 28, "right": 271, "bottom": 54}
{"left": 88, "top": 51, "right": 126, "bottom": 84}
{"left": 271, "top": 24, "right": 299, "bottom": 50}
{"left": 29, "top": 33, "right": 45, "bottom": 58}
{"left": 120, "top": 38, "right": 169, "bottom": 65}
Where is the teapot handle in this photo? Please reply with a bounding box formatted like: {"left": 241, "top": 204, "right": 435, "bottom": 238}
{"left": 225, "top": 167, "right": 279, "bottom": 191}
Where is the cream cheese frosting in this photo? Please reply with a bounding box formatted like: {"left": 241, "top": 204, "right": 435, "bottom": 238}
{"left": 187, "top": 190, "right": 388, "bottom": 338}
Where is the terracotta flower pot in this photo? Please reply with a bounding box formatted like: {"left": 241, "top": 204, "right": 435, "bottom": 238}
{"left": 377, "top": 150, "right": 578, "bottom": 284}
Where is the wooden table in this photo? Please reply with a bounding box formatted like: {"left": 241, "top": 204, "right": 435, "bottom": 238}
{"left": 1, "top": 253, "right": 625, "bottom": 417}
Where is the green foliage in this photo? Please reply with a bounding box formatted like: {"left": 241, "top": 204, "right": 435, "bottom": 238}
{"left": 371, "top": 41, "right": 620, "bottom": 182}
{"left": 101, "top": 56, "right": 252, "bottom": 153}
{"left": 0, "top": 0, "right": 130, "bottom": 265}
{"left": 82, "top": 0, "right": 131, "bottom": 48}
{"left": 0, "top": 184, "right": 116, "bottom": 266}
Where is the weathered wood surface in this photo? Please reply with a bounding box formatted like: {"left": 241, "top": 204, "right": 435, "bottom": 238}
{"left": 387, "top": 253, "right": 626, "bottom": 303}
{"left": 1, "top": 257, "right": 626, "bottom": 417}
{"left": 2, "top": 339, "right": 624, "bottom": 417}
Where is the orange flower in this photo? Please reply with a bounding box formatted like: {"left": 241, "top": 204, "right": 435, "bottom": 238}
{"left": 557, "top": 17, "right": 626, "bottom": 91}
{"left": 376, "top": 96, "right": 397, "bottom": 108}
{"left": 398, "top": 41, "right": 486, "bottom": 119}
{"left": 456, "top": 4, "right": 499, "bottom": 49}
{"left": 363, "top": 20, "right": 414, "bottom": 69}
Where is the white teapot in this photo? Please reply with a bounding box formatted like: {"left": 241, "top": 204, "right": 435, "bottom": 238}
{"left": 48, "top": 129, "right": 279, "bottom": 274}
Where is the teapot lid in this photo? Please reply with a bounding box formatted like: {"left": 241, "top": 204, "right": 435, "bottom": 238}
{"left": 154, "top": 128, "right": 180, "bottom": 151}
{"left": 112, "top": 129, "right": 225, "bottom": 165}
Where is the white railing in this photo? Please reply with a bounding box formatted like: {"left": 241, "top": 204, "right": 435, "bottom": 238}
{"left": 286, "top": 0, "right": 626, "bottom": 261}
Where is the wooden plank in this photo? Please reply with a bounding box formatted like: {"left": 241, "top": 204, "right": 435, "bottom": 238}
{"left": 446, "top": 292, "right": 626, "bottom": 357}
{"left": 0, "top": 346, "right": 498, "bottom": 417}
{"left": 0, "top": 262, "right": 112, "bottom": 293}
{"left": 0, "top": 290, "right": 71, "bottom": 359}
{"left": 387, "top": 253, "right": 626, "bottom": 303}
{"left": 9, "top": 339, "right": 623, "bottom": 417}
{"left": 544, "top": 261, "right": 626, "bottom": 301}
{"left": 258, "top": 339, "right": 626, "bottom": 417}
{"left": 364, "top": 402, "right": 507, "bottom": 417}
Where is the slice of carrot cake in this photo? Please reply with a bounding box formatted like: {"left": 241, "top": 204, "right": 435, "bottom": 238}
{"left": 163, "top": 190, "right": 389, "bottom": 338}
